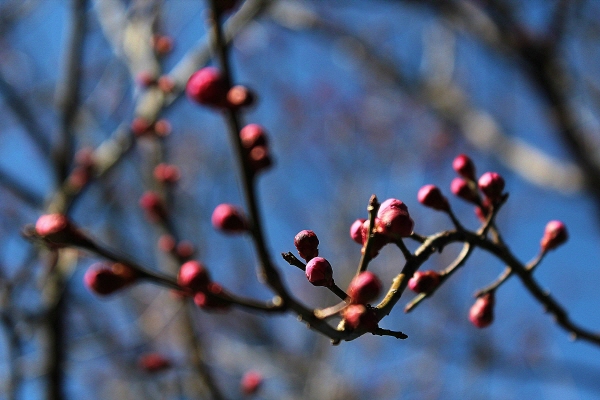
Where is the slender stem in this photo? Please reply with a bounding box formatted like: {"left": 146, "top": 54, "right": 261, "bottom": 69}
{"left": 356, "top": 195, "right": 380, "bottom": 274}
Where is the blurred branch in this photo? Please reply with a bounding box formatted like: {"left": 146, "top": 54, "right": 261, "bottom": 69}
{"left": 399, "top": 0, "right": 600, "bottom": 213}
{"left": 0, "top": 73, "right": 52, "bottom": 158}
{"left": 0, "top": 167, "right": 44, "bottom": 208}
{"left": 53, "top": 0, "right": 88, "bottom": 181}
{"left": 269, "top": 0, "right": 585, "bottom": 193}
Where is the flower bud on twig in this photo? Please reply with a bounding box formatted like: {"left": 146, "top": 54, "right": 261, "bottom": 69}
{"left": 305, "top": 257, "right": 333, "bottom": 286}
{"left": 342, "top": 304, "right": 379, "bottom": 332}
{"left": 417, "top": 185, "right": 449, "bottom": 211}
{"left": 408, "top": 270, "right": 440, "bottom": 294}
{"left": 348, "top": 271, "right": 382, "bottom": 304}
{"left": 452, "top": 154, "right": 476, "bottom": 181}
{"left": 211, "top": 204, "right": 248, "bottom": 233}
{"left": 540, "top": 220, "right": 568, "bottom": 252}
{"left": 294, "top": 230, "right": 319, "bottom": 261}
{"left": 469, "top": 292, "right": 495, "bottom": 328}
{"left": 84, "top": 263, "right": 137, "bottom": 295}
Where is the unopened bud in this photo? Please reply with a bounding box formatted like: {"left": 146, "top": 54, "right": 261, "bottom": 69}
{"left": 347, "top": 271, "right": 382, "bottom": 304}
{"left": 342, "top": 304, "right": 379, "bottom": 332}
{"left": 452, "top": 154, "right": 476, "bottom": 181}
{"left": 211, "top": 204, "right": 248, "bottom": 233}
{"left": 478, "top": 172, "right": 505, "bottom": 202}
{"left": 540, "top": 220, "right": 568, "bottom": 252}
{"left": 417, "top": 185, "right": 449, "bottom": 211}
{"left": 469, "top": 292, "right": 495, "bottom": 328}
{"left": 408, "top": 270, "right": 440, "bottom": 294}
{"left": 305, "top": 257, "right": 333, "bottom": 287}
{"left": 294, "top": 230, "right": 319, "bottom": 261}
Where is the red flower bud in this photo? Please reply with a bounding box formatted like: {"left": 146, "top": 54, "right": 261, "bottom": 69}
{"left": 294, "top": 230, "right": 319, "bottom": 261}
{"left": 176, "top": 241, "right": 195, "bottom": 259}
{"left": 139, "top": 353, "right": 172, "bottom": 373}
{"left": 408, "top": 270, "right": 440, "bottom": 294}
{"left": 350, "top": 218, "right": 366, "bottom": 244}
{"left": 417, "top": 185, "right": 449, "bottom": 211}
{"left": 452, "top": 154, "right": 476, "bottom": 181}
{"left": 84, "top": 263, "right": 137, "bottom": 295}
{"left": 157, "top": 75, "right": 176, "bottom": 93}
{"left": 540, "top": 220, "right": 568, "bottom": 252}
{"left": 474, "top": 197, "right": 493, "bottom": 222}
{"left": 376, "top": 199, "right": 414, "bottom": 239}
{"left": 186, "top": 67, "right": 228, "bottom": 107}
{"left": 227, "top": 85, "right": 256, "bottom": 109}
{"left": 240, "top": 124, "right": 268, "bottom": 149}
{"left": 136, "top": 71, "right": 156, "bottom": 87}
{"left": 305, "top": 257, "right": 333, "bottom": 286}
{"left": 478, "top": 172, "right": 505, "bottom": 201}
{"left": 139, "top": 191, "right": 167, "bottom": 222}
{"left": 248, "top": 145, "right": 273, "bottom": 173}
{"left": 342, "top": 304, "right": 379, "bottom": 332}
{"left": 153, "top": 163, "right": 181, "bottom": 184}
{"left": 360, "top": 219, "right": 389, "bottom": 258}
{"left": 130, "top": 117, "right": 153, "bottom": 136}
{"left": 178, "top": 260, "right": 211, "bottom": 292}
{"left": 450, "top": 177, "right": 479, "bottom": 203}
{"left": 241, "top": 370, "right": 263, "bottom": 395}
{"left": 469, "top": 292, "right": 495, "bottom": 328}
{"left": 193, "top": 282, "right": 231, "bottom": 310}
{"left": 154, "top": 119, "right": 172, "bottom": 137}
{"left": 35, "top": 214, "right": 82, "bottom": 247}
{"left": 347, "top": 271, "right": 382, "bottom": 304}
{"left": 211, "top": 204, "right": 248, "bottom": 233}
{"left": 158, "top": 234, "right": 176, "bottom": 253}
{"left": 152, "top": 34, "right": 174, "bottom": 56}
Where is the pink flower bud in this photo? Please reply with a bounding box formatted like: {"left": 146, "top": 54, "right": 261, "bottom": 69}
{"left": 178, "top": 261, "right": 211, "bottom": 293}
{"left": 154, "top": 119, "right": 172, "bottom": 137}
{"left": 139, "top": 353, "right": 172, "bottom": 373}
{"left": 342, "top": 304, "right": 379, "bottom": 332}
{"left": 474, "top": 197, "right": 493, "bottom": 222}
{"left": 241, "top": 370, "right": 263, "bottom": 395}
{"left": 158, "top": 234, "right": 176, "bottom": 253}
{"left": 152, "top": 34, "right": 174, "bottom": 56}
{"left": 452, "top": 154, "right": 476, "bottom": 181}
{"left": 186, "top": 67, "right": 228, "bottom": 107}
{"left": 305, "top": 257, "right": 333, "bottom": 286}
{"left": 376, "top": 199, "right": 414, "bottom": 239}
{"left": 450, "top": 177, "right": 479, "bottom": 203}
{"left": 157, "top": 75, "right": 176, "bottom": 93}
{"left": 347, "top": 271, "right": 382, "bottom": 304}
{"left": 469, "top": 292, "right": 494, "bottom": 328}
{"left": 153, "top": 163, "right": 181, "bottom": 184}
{"left": 408, "top": 270, "right": 440, "bottom": 294}
{"left": 248, "top": 145, "right": 273, "bottom": 173}
{"left": 227, "top": 85, "right": 256, "bottom": 109}
{"left": 360, "top": 219, "right": 389, "bottom": 258}
{"left": 350, "top": 218, "right": 366, "bottom": 244}
{"left": 294, "top": 230, "right": 319, "bottom": 261}
{"left": 35, "top": 213, "right": 69, "bottom": 237}
{"left": 136, "top": 71, "right": 156, "bottom": 87}
{"left": 211, "top": 204, "right": 248, "bottom": 233}
{"left": 139, "top": 191, "right": 167, "bottom": 222}
{"left": 240, "top": 124, "right": 268, "bottom": 149}
{"left": 35, "top": 214, "right": 81, "bottom": 246}
{"left": 193, "top": 282, "right": 231, "bottom": 310}
{"left": 130, "top": 117, "right": 153, "bottom": 136}
{"left": 417, "top": 185, "right": 449, "bottom": 211}
{"left": 540, "top": 220, "right": 568, "bottom": 252}
{"left": 84, "top": 263, "right": 137, "bottom": 295}
{"left": 478, "top": 172, "right": 505, "bottom": 201}
{"left": 176, "top": 241, "right": 195, "bottom": 259}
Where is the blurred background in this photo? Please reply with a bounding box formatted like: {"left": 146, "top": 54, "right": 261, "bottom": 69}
{"left": 1, "top": 0, "right": 600, "bottom": 399}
